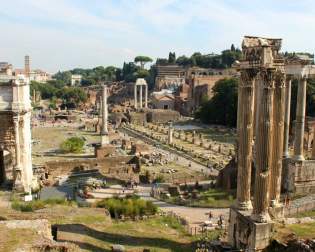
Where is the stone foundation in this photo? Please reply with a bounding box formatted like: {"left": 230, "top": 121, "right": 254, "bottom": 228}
{"left": 94, "top": 145, "right": 115, "bottom": 158}
{"left": 229, "top": 208, "right": 274, "bottom": 251}
{"left": 283, "top": 158, "right": 315, "bottom": 195}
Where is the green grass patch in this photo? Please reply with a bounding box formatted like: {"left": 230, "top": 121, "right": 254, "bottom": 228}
{"left": 96, "top": 195, "right": 157, "bottom": 219}
{"left": 287, "top": 222, "right": 315, "bottom": 239}
{"left": 11, "top": 198, "right": 76, "bottom": 212}
{"left": 165, "top": 188, "right": 235, "bottom": 208}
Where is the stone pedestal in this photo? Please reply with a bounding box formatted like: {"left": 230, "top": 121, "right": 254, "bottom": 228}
{"left": 229, "top": 208, "right": 274, "bottom": 251}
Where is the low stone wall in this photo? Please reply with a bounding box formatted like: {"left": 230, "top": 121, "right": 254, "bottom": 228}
{"left": 45, "top": 155, "right": 139, "bottom": 183}
{"left": 283, "top": 158, "right": 315, "bottom": 195}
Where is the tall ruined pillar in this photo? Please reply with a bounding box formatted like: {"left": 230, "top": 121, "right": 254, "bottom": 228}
{"left": 13, "top": 116, "right": 23, "bottom": 191}
{"left": 168, "top": 123, "right": 173, "bottom": 144}
{"left": 101, "top": 85, "right": 109, "bottom": 146}
{"left": 270, "top": 71, "right": 286, "bottom": 206}
{"left": 283, "top": 78, "right": 292, "bottom": 158}
{"left": 139, "top": 85, "right": 143, "bottom": 108}
{"left": 145, "top": 85, "right": 148, "bottom": 108}
{"left": 134, "top": 84, "right": 137, "bottom": 109}
{"left": 236, "top": 70, "right": 256, "bottom": 210}
{"left": 252, "top": 70, "right": 275, "bottom": 223}
{"left": 312, "top": 125, "right": 315, "bottom": 159}
{"left": 294, "top": 77, "right": 307, "bottom": 160}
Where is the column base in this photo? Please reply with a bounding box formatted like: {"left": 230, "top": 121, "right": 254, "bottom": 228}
{"left": 294, "top": 154, "right": 304, "bottom": 161}
{"left": 282, "top": 151, "right": 290, "bottom": 158}
{"left": 236, "top": 200, "right": 253, "bottom": 211}
{"left": 251, "top": 212, "right": 271, "bottom": 223}
{"left": 101, "top": 134, "right": 110, "bottom": 146}
{"left": 269, "top": 202, "right": 284, "bottom": 220}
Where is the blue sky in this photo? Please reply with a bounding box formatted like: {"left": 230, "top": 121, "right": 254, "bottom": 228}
{"left": 0, "top": 0, "right": 314, "bottom": 73}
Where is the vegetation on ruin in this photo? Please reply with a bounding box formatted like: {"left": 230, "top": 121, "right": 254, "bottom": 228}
{"left": 164, "top": 188, "right": 235, "bottom": 208}
{"left": 195, "top": 78, "right": 238, "bottom": 127}
{"left": 96, "top": 195, "right": 158, "bottom": 219}
{"left": 11, "top": 198, "right": 76, "bottom": 212}
{"left": 60, "top": 136, "right": 85, "bottom": 153}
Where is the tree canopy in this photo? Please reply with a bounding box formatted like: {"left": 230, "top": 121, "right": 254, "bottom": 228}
{"left": 134, "top": 56, "right": 153, "bottom": 69}
{"left": 195, "top": 78, "right": 238, "bottom": 127}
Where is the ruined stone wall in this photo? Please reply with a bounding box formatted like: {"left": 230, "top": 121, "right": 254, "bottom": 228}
{"left": 0, "top": 112, "right": 15, "bottom": 181}
{"left": 45, "top": 156, "right": 139, "bottom": 182}
{"left": 147, "top": 110, "right": 180, "bottom": 123}
{"left": 283, "top": 159, "right": 315, "bottom": 195}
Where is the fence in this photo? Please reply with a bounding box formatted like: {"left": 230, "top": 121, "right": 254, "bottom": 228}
{"left": 284, "top": 200, "right": 315, "bottom": 216}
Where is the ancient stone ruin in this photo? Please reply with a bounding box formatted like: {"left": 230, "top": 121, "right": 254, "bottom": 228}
{"left": 229, "top": 36, "right": 286, "bottom": 250}
{"left": 0, "top": 74, "right": 34, "bottom": 192}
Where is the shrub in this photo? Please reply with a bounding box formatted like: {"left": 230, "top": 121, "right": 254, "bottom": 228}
{"left": 60, "top": 137, "right": 85, "bottom": 153}
{"left": 96, "top": 196, "right": 157, "bottom": 219}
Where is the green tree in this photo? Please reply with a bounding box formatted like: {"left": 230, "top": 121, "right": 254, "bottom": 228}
{"left": 60, "top": 137, "right": 85, "bottom": 153}
{"left": 134, "top": 55, "right": 153, "bottom": 69}
{"left": 195, "top": 78, "right": 238, "bottom": 127}
{"left": 168, "top": 52, "right": 176, "bottom": 64}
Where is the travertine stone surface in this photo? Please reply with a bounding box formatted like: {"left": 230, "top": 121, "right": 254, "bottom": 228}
{"left": 294, "top": 78, "right": 307, "bottom": 160}
{"left": 236, "top": 69, "right": 256, "bottom": 210}
{"left": 270, "top": 71, "right": 286, "bottom": 206}
{"left": 252, "top": 70, "right": 275, "bottom": 223}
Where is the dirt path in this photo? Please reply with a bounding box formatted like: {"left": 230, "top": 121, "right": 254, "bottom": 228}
{"left": 137, "top": 186, "right": 229, "bottom": 228}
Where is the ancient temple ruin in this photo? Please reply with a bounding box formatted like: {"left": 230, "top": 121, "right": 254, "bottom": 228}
{"left": 229, "top": 36, "right": 286, "bottom": 250}
{"left": 0, "top": 73, "right": 33, "bottom": 192}
{"left": 134, "top": 78, "right": 148, "bottom": 109}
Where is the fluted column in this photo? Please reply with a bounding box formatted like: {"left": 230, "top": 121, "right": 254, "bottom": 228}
{"left": 270, "top": 71, "right": 286, "bottom": 206}
{"left": 145, "top": 85, "right": 148, "bottom": 108}
{"left": 139, "top": 85, "right": 143, "bottom": 108}
{"left": 134, "top": 84, "right": 137, "bottom": 109}
{"left": 294, "top": 77, "right": 307, "bottom": 160}
{"left": 252, "top": 70, "right": 274, "bottom": 223}
{"left": 13, "top": 116, "right": 23, "bottom": 190}
{"left": 283, "top": 78, "right": 292, "bottom": 158}
{"left": 236, "top": 70, "right": 256, "bottom": 210}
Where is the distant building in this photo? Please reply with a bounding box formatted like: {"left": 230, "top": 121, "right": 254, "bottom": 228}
{"left": 151, "top": 89, "right": 175, "bottom": 110}
{"left": 71, "top": 74, "right": 82, "bottom": 86}
{"left": 154, "top": 64, "right": 185, "bottom": 90}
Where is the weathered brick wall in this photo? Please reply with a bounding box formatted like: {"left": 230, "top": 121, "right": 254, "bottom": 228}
{"left": 45, "top": 155, "right": 139, "bottom": 182}
{"left": 0, "top": 112, "right": 15, "bottom": 181}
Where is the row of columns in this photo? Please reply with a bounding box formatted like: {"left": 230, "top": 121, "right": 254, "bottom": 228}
{"left": 283, "top": 77, "right": 308, "bottom": 160}
{"left": 134, "top": 84, "right": 148, "bottom": 109}
{"left": 236, "top": 68, "right": 286, "bottom": 223}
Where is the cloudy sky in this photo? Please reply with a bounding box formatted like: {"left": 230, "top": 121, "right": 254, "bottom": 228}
{"left": 1, "top": 0, "right": 314, "bottom": 73}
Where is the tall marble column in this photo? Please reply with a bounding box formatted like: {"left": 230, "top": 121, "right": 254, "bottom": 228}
{"left": 145, "top": 85, "right": 148, "bottom": 108}
{"left": 236, "top": 70, "right": 256, "bottom": 210}
{"left": 294, "top": 77, "right": 307, "bottom": 160}
{"left": 139, "top": 85, "right": 143, "bottom": 108}
{"left": 283, "top": 78, "right": 292, "bottom": 158}
{"left": 101, "top": 85, "right": 109, "bottom": 146}
{"left": 252, "top": 70, "right": 274, "bottom": 223}
{"left": 134, "top": 84, "right": 137, "bottom": 109}
{"left": 13, "top": 116, "right": 23, "bottom": 191}
{"left": 168, "top": 123, "right": 173, "bottom": 144}
{"left": 270, "top": 71, "right": 286, "bottom": 206}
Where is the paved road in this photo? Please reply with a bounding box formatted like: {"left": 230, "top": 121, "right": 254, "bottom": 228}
{"left": 119, "top": 126, "right": 218, "bottom": 177}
